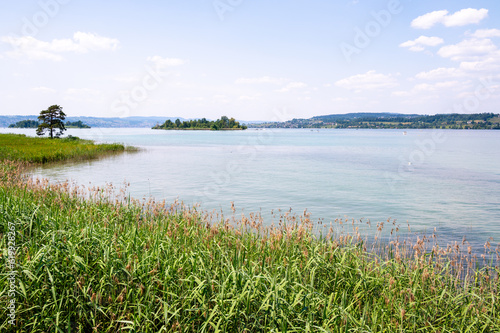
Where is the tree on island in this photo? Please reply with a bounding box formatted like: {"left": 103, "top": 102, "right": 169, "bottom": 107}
{"left": 36, "top": 105, "right": 67, "bottom": 138}
{"left": 8, "top": 120, "right": 39, "bottom": 128}
{"left": 66, "top": 120, "right": 91, "bottom": 128}
{"left": 153, "top": 116, "right": 247, "bottom": 130}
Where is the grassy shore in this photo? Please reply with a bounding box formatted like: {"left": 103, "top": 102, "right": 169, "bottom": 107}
{"left": 0, "top": 133, "right": 134, "bottom": 164}
{"left": 0, "top": 138, "right": 499, "bottom": 332}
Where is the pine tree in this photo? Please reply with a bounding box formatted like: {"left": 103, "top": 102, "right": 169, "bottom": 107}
{"left": 36, "top": 105, "right": 67, "bottom": 138}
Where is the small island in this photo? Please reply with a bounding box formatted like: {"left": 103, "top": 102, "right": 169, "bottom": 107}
{"left": 65, "top": 120, "right": 91, "bottom": 128}
{"left": 152, "top": 116, "right": 247, "bottom": 130}
{"left": 8, "top": 120, "right": 39, "bottom": 128}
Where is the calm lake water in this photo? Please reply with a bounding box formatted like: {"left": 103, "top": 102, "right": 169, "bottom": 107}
{"left": 3, "top": 127, "right": 500, "bottom": 251}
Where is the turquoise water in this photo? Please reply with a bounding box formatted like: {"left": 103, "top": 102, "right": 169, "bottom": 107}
{"left": 3, "top": 127, "right": 500, "bottom": 251}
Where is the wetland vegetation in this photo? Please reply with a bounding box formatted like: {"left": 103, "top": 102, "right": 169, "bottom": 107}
{"left": 0, "top": 133, "right": 132, "bottom": 164}
{"left": 0, "top": 133, "right": 499, "bottom": 332}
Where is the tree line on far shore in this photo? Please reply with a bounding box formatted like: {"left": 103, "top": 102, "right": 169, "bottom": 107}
{"left": 9, "top": 119, "right": 90, "bottom": 129}
{"left": 252, "top": 112, "right": 500, "bottom": 130}
{"left": 152, "top": 116, "right": 247, "bottom": 130}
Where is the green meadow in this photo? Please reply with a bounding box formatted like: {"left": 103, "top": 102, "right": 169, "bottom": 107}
{"left": 0, "top": 133, "right": 132, "bottom": 164}
{"left": 0, "top": 135, "right": 499, "bottom": 332}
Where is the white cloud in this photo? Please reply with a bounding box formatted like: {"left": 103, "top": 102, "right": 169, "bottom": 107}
{"left": 239, "top": 95, "right": 254, "bottom": 100}
{"left": 63, "top": 88, "right": 102, "bottom": 102}
{"left": 411, "top": 8, "right": 488, "bottom": 29}
{"left": 212, "top": 94, "right": 230, "bottom": 104}
{"left": 276, "top": 81, "right": 307, "bottom": 93}
{"left": 392, "top": 80, "right": 467, "bottom": 99}
{"left": 32, "top": 86, "right": 57, "bottom": 94}
{"left": 113, "top": 75, "right": 138, "bottom": 83}
{"left": 72, "top": 32, "right": 119, "bottom": 52}
{"left": 392, "top": 90, "right": 410, "bottom": 97}
{"left": 400, "top": 36, "right": 444, "bottom": 52}
{"left": 335, "top": 70, "right": 398, "bottom": 92}
{"left": 0, "top": 32, "right": 119, "bottom": 61}
{"left": 459, "top": 52, "right": 500, "bottom": 72}
{"left": 1, "top": 36, "right": 63, "bottom": 61}
{"left": 468, "top": 29, "right": 500, "bottom": 39}
{"left": 147, "top": 55, "right": 187, "bottom": 68}
{"left": 238, "top": 94, "right": 261, "bottom": 100}
{"left": 413, "top": 81, "right": 462, "bottom": 91}
{"left": 411, "top": 10, "right": 449, "bottom": 29}
{"left": 444, "top": 8, "right": 489, "bottom": 27}
{"left": 66, "top": 88, "right": 100, "bottom": 95}
{"left": 438, "top": 38, "right": 497, "bottom": 61}
{"left": 415, "top": 49, "right": 500, "bottom": 79}
{"left": 235, "top": 76, "right": 287, "bottom": 85}
{"left": 424, "top": 27, "right": 500, "bottom": 73}
{"left": 415, "top": 67, "right": 464, "bottom": 80}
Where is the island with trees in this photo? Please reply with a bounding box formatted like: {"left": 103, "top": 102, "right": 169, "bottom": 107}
{"left": 251, "top": 112, "right": 500, "bottom": 130}
{"left": 65, "top": 120, "right": 91, "bottom": 128}
{"left": 152, "top": 116, "right": 247, "bottom": 130}
{"left": 8, "top": 120, "right": 40, "bottom": 128}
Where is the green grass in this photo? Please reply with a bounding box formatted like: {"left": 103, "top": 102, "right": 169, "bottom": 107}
{"left": 0, "top": 161, "right": 499, "bottom": 332}
{"left": 0, "top": 134, "right": 134, "bottom": 164}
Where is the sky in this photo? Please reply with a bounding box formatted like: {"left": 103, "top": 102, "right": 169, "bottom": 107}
{"left": 1, "top": 0, "right": 500, "bottom": 121}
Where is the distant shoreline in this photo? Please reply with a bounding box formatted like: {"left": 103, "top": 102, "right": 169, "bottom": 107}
{"left": 250, "top": 112, "right": 500, "bottom": 130}
{"left": 2, "top": 112, "right": 499, "bottom": 129}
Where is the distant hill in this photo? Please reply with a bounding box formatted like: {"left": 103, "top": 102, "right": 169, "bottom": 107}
{"left": 311, "top": 113, "right": 420, "bottom": 122}
{"left": 0, "top": 116, "right": 186, "bottom": 128}
{"left": 250, "top": 112, "right": 500, "bottom": 130}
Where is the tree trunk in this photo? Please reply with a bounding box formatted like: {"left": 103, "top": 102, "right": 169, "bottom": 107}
{"left": 50, "top": 114, "right": 53, "bottom": 138}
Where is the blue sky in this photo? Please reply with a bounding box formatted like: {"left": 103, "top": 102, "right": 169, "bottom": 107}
{"left": 1, "top": 0, "right": 499, "bottom": 121}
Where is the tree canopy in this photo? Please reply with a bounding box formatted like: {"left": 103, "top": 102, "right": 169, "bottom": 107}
{"left": 36, "top": 105, "right": 67, "bottom": 138}
{"left": 252, "top": 112, "right": 500, "bottom": 130}
{"left": 8, "top": 120, "right": 39, "bottom": 128}
{"left": 153, "top": 116, "right": 247, "bottom": 130}
{"left": 66, "top": 120, "right": 90, "bottom": 128}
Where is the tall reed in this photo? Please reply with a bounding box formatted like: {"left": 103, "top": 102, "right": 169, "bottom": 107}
{"left": 0, "top": 161, "right": 499, "bottom": 332}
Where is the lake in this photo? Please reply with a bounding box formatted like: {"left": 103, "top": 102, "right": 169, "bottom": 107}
{"left": 3, "top": 127, "right": 500, "bottom": 252}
